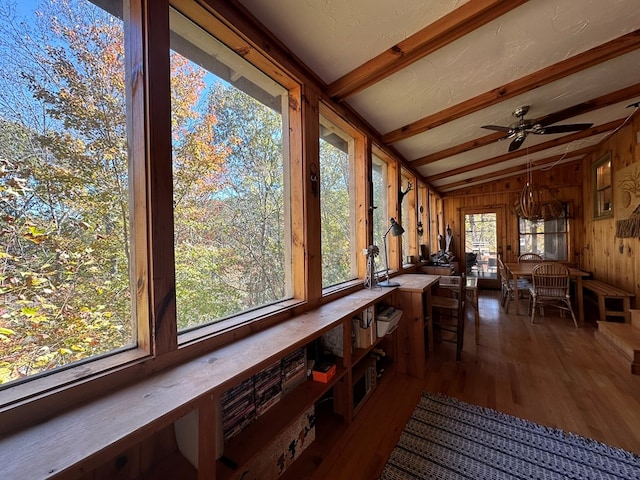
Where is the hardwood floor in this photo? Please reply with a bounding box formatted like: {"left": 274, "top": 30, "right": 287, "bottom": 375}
{"left": 312, "top": 289, "right": 640, "bottom": 480}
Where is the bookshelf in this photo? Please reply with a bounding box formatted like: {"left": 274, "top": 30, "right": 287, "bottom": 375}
{"left": 2, "top": 287, "right": 415, "bottom": 480}
{"left": 172, "top": 288, "right": 398, "bottom": 480}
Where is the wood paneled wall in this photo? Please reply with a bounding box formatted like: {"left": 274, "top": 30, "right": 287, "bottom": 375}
{"left": 440, "top": 111, "right": 640, "bottom": 301}
{"left": 441, "top": 161, "right": 584, "bottom": 266}
{"left": 582, "top": 112, "right": 640, "bottom": 296}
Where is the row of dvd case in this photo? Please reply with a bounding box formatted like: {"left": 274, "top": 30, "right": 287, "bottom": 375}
{"left": 221, "top": 346, "right": 307, "bottom": 441}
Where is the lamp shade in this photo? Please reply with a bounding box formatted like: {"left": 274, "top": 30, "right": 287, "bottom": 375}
{"left": 389, "top": 218, "right": 404, "bottom": 236}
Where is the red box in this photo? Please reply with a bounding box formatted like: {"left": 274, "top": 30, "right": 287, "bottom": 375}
{"left": 312, "top": 363, "right": 336, "bottom": 383}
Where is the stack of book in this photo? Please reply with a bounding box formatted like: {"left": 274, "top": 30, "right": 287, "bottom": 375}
{"left": 221, "top": 347, "right": 308, "bottom": 440}
{"left": 282, "top": 347, "right": 307, "bottom": 395}
{"left": 221, "top": 377, "right": 256, "bottom": 441}
{"left": 254, "top": 360, "right": 283, "bottom": 417}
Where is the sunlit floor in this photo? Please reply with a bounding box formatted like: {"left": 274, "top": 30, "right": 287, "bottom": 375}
{"left": 313, "top": 289, "right": 640, "bottom": 480}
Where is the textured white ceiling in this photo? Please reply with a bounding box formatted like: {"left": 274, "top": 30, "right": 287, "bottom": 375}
{"left": 239, "top": 0, "right": 470, "bottom": 83}
{"left": 237, "top": 0, "right": 640, "bottom": 191}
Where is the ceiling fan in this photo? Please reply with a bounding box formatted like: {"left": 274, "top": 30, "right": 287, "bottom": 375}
{"left": 481, "top": 105, "right": 593, "bottom": 152}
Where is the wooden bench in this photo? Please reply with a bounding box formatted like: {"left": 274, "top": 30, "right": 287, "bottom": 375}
{"left": 582, "top": 279, "right": 635, "bottom": 323}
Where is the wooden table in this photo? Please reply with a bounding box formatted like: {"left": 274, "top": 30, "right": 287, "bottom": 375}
{"left": 392, "top": 274, "right": 440, "bottom": 378}
{"left": 465, "top": 276, "right": 480, "bottom": 344}
{"left": 504, "top": 262, "right": 590, "bottom": 324}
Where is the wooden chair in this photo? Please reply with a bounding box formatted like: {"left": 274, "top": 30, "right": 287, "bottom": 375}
{"left": 431, "top": 275, "right": 465, "bottom": 361}
{"left": 518, "top": 252, "right": 543, "bottom": 263}
{"left": 528, "top": 262, "right": 577, "bottom": 327}
{"left": 497, "top": 257, "right": 515, "bottom": 312}
{"left": 497, "top": 256, "right": 531, "bottom": 312}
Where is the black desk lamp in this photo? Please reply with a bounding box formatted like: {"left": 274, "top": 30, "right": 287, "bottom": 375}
{"left": 378, "top": 217, "right": 404, "bottom": 287}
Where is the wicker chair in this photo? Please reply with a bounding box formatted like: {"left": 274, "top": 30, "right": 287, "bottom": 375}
{"left": 528, "top": 262, "right": 577, "bottom": 327}
{"left": 518, "top": 252, "right": 543, "bottom": 263}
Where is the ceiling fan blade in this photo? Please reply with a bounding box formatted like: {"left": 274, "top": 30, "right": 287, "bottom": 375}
{"left": 508, "top": 135, "right": 526, "bottom": 152}
{"left": 481, "top": 124, "right": 512, "bottom": 133}
{"left": 535, "top": 123, "right": 593, "bottom": 134}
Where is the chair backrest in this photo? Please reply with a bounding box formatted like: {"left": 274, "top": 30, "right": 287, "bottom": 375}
{"left": 497, "top": 258, "right": 511, "bottom": 290}
{"left": 438, "top": 274, "right": 463, "bottom": 293}
{"left": 436, "top": 275, "right": 465, "bottom": 311}
{"left": 518, "top": 253, "right": 543, "bottom": 263}
{"left": 531, "top": 262, "right": 570, "bottom": 296}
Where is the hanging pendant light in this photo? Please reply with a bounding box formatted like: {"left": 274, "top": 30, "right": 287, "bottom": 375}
{"left": 514, "top": 161, "right": 563, "bottom": 221}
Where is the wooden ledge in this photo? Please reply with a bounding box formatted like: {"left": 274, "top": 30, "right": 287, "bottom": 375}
{"left": 0, "top": 288, "right": 392, "bottom": 480}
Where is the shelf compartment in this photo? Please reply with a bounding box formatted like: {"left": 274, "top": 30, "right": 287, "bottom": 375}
{"left": 217, "top": 366, "right": 346, "bottom": 479}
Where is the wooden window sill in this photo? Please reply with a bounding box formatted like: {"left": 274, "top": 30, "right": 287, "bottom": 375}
{"left": 0, "top": 288, "right": 391, "bottom": 479}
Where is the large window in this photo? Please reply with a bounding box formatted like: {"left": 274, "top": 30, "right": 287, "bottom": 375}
{"left": 372, "top": 153, "right": 389, "bottom": 270}
{"left": 519, "top": 208, "right": 568, "bottom": 261}
{"left": 170, "top": 10, "right": 291, "bottom": 331}
{"left": 0, "top": 0, "right": 133, "bottom": 385}
{"left": 319, "top": 115, "right": 356, "bottom": 288}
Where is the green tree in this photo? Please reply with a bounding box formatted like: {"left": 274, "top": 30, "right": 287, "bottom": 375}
{"left": 0, "top": 0, "right": 132, "bottom": 383}
{"left": 172, "top": 77, "right": 286, "bottom": 329}
{"left": 320, "top": 140, "right": 352, "bottom": 286}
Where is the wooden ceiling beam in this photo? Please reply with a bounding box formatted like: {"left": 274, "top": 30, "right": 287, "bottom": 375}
{"left": 436, "top": 147, "right": 596, "bottom": 192}
{"left": 383, "top": 29, "right": 640, "bottom": 145}
{"left": 410, "top": 83, "right": 640, "bottom": 168}
{"left": 425, "top": 119, "right": 623, "bottom": 183}
{"left": 326, "top": 0, "right": 528, "bottom": 101}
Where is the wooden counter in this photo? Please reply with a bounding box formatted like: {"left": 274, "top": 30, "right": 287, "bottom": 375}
{"left": 392, "top": 274, "right": 441, "bottom": 379}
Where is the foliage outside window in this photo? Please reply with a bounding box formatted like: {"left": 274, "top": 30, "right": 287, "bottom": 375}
{"left": 519, "top": 207, "right": 568, "bottom": 261}
{"left": 593, "top": 151, "right": 612, "bottom": 219}
{"left": 319, "top": 115, "right": 357, "bottom": 288}
{"left": 0, "top": 0, "right": 133, "bottom": 386}
{"left": 372, "top": 154, "right": 388, "bottom": 272}
{"left": 170, "top": 10, "right": 291, "bottom": 331}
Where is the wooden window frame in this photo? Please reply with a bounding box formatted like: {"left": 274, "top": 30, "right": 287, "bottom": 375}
{"left": 0, "top": 0, "right": 311, "bottom": 434}
{"left": 593, "top": 151, "right": 613, "bottom": 220}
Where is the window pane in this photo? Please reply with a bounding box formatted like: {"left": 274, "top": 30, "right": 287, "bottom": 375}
{"left": 319, "top": 115, "right": 356, "bottom": 288}
{"left": 519, "top": 208, "right": 568, "bottom": 261}
{"left": 372, "top": 155, "right": 388, "bottom": 273}
{"left": 170, "top": 11, "right": 291, "bottom": 330}
{"left": 0, "top": 0, "right": 132, "bottom": 385}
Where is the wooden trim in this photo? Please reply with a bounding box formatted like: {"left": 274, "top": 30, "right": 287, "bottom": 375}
{"left": 426, "top": 120, "right": 623, "bottom": 183}
{"left": 327, "top": 0, "right": 528, "bottom": 101}
{"left": 287, "top": 85, "right": 308, "bottom": 302}
{"left": 383, "top": 29, "right": 640, "bottom": 144}
{"left": 128, "top": 0, "right": 153, "bottom": 351}
{"left": 356, "top": 137, "right": 372, "bottom": 279}
{"left": 197, "top": 395, "right": 217, "bottom": 480}
{"left": 438, "top": 148, "right": 595, "bottom": 191}
{"left": 388, "top": 163, "right": 402, "bottom": 271}
{"left": 142, "top": 0, "right": 176, "bottom": 356}
{"left": 302, "top": 88, "right": 322, "bottom": 302}
{"left": 172, "top": 0, "right": 304, "bottom": 90}
{"left": 400, "top": 169, "right": 418, "bottom": 263}
{"left": 411, "top": 83, "right": 640, "bottom": 168}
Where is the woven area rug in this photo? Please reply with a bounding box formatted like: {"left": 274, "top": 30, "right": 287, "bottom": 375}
{"left": 380, "top": 392, "right": 640, "bottom": 479}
